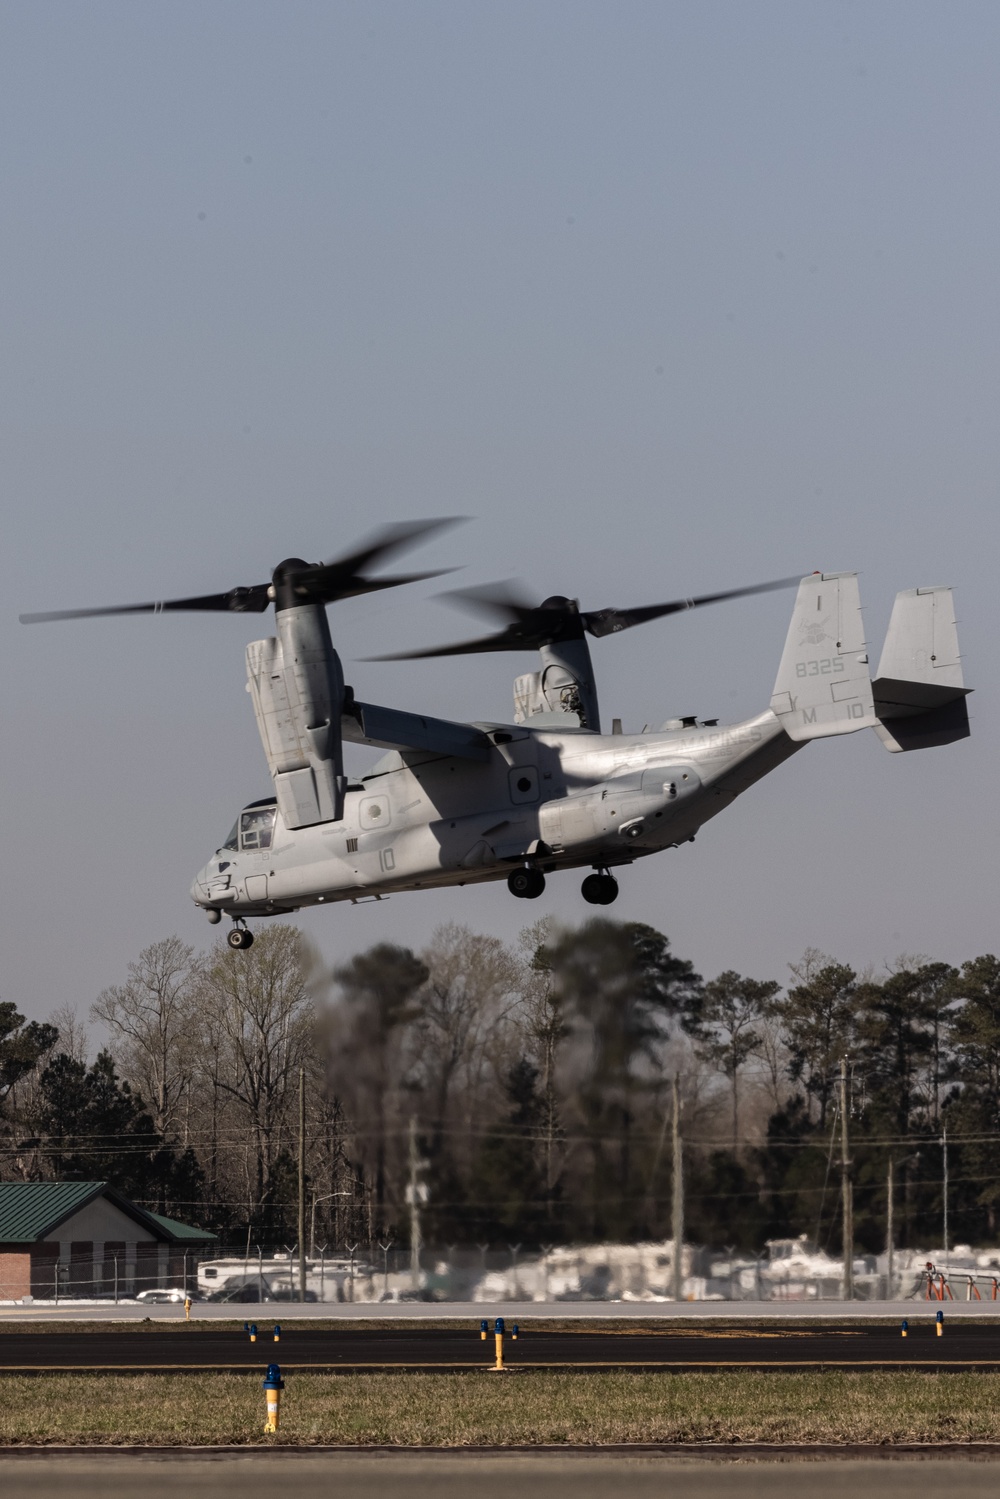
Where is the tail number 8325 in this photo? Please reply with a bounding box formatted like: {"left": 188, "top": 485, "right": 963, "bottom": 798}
{"left": 796, "top": 656, "right": 845, "bottom": 677}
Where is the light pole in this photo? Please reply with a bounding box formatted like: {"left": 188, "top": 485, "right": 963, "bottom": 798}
{"left": 379, "top": 1240, "right": 394, "bottom": 1298}
{"left": 839, "top": 1059, "right": 853, "bottom": 1303}
{"left": 310, "top": 1192, "right": 351, "bottom": 1257}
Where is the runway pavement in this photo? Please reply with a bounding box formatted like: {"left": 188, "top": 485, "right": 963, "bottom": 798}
{"left": 1, "top": 1455, "right": 1000, "bottom": 1499}
{"left": 3, "top": 1322, "right": 1000, "bottom": 1370}
{"left": 3, "top": 1298, "right": 998, "bottom": 1322}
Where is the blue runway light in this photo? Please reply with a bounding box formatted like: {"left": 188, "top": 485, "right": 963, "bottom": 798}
{"left": 273, "top": 1324, "right": 281, "bottom": 1343}
{"left": 262, "top": 1361, "right": 285, "bottom": 1434}
{"left": 495, "top": 1316, "right": 505, "bottom": 1334}
{"left": 512, "top": 1323, "right": 519, "bottom": 1340}
{"left": 480, "top": 1319, "right": 488, "bottom": 1341}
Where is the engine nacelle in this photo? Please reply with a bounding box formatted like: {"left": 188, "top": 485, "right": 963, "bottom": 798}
{"left": 513, "top": 666, "right": 586, "bottom": 725}
{"left": 246, "top": 604, "right": 348, "bottom": 828}
{"left": 513, "top": 639, "right": 601, "bottom": 730}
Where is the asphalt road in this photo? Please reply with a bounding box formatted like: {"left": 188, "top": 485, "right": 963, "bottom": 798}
{"left": 1, "top": 1457, "right": 999, "bottom": 1499}
{"left": 3, "top": 1299, "right": 997, "bottom": 1322}
{"left": 3, "top": 1323, "right": 1000, "bottom": 1371}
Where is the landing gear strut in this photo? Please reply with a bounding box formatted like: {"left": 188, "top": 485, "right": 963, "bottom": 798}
{"left": 227, "top": 925, "right": 255, "bottom": 950}
{"left": 581, "top": 871, "right": 619, "bottom": 906}
{"left": 508, "top": 866, "right": 546, "bottom": 900}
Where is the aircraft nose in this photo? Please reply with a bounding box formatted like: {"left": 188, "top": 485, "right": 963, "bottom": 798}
{"left": 190, "top": 863, "right": 213, "bottom": 905}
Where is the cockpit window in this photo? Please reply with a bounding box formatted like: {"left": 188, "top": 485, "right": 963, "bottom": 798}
{"left": 221, "top": 822, "right": 239, "bottom": 852}
{"left": 240, "top": 805, "right": 276, "bottom": 851}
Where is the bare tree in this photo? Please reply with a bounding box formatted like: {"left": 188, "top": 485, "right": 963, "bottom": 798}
{"left": 196, "top": 924, "right": 314, "bottom": 1221}
{"left": 47, "top": 1003, "right": 89, "bottom": 1065}
{"left": 91, "top": 937, "right": 199, "bottom": 1138}
{"left": 418, "top": 923, "right": 522, "bottom": 1161}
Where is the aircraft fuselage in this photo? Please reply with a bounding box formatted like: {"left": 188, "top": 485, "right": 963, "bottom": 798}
{"left": 191, "top": 709, "right": 800, "bottom": 914}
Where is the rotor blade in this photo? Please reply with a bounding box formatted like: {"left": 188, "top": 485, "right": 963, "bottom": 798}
{"left": 19, "top": 584, "right": 272, "bottom": 625}
{"left": 364, "top": 624, "right": 539, "bottom": 661}
{"left": 367, "top": 586, "right": 585, "bottom": 658}
{"left": 314, "top": 517, "right": 465, "bottom": 589}
{"left": 300, "top": 567, "right": 458, "bottom": 604}
{"left": 582, "top": 575, "right": 802, "bottom": 638}
{"left": 437, "top": 579, "right": 541, "bottom": 626}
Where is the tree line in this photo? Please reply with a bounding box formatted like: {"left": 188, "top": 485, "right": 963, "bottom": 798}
{"left": 3, "top": 919, "right": 1000, "bottom": 1257}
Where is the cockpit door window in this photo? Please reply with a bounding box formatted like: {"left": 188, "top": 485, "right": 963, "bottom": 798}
{"left": 240, "top": 806, "right": 276, "bottom": 851}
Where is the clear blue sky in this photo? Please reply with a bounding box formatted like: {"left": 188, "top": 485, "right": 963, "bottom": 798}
{"left": 1, "top": 0, "right": 996, "bottom": 1020}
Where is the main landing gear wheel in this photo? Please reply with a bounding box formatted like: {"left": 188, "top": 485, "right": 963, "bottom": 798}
{"left": 581, "top": 872, "right": 619, "bottom": 906}
{"left": 227, "top": 927, "right": 254, "bottom": 950}
{"left": 508, "top": 867, "right": 546, "bottom": 900}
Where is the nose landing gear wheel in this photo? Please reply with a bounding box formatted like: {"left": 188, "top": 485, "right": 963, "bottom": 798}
{"left": 508, "top": 867, "right": 546, "bottom": 900}
{"left": 227, "top": 927, "right": 254, "bottom": 950}
{"left": 581, "top": 873, "right": 619, "bottom": 905}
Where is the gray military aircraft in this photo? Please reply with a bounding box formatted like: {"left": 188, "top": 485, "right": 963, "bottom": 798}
{"left": 21, "top": 521, "right": 970, "bottom": 949}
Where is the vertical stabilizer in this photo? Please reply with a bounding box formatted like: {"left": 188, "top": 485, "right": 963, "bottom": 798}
{"left": 770, "top": 573, "right": 877, "bottom": 740}
{"left": 872, "top": 587, "right": 970, "bottom": 751}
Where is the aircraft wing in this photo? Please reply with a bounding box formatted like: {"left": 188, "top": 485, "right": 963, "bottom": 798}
{"left": 343, "top": 699, "right": 492, "bottom": 761}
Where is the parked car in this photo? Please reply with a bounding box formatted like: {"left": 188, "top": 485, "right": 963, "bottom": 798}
{"left": 206, "top": 1281, "right": 268, "bottom": 1303}
{"left": 135, "top": 1288, "right": 201, "bottom": 1305}
{"left": 203, "top": 1280, "right": 318, "bottom": 1303}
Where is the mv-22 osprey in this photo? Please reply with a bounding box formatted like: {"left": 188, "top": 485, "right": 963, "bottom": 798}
{"left": 22, "top": 521, "right": 970, "bottom": 949}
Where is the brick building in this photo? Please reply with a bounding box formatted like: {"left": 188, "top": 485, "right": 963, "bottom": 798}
{"left": 0, "top": 1181, "right": 215, "bottom": 1302}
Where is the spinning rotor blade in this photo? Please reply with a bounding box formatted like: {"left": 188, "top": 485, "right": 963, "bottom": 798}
{"left": 437, "top": 579, "right": 543, "bottom": 625}
{"left": 367, "top": 629, "right": 537, "bottom": 661}
{"left": 581, "top": 575, "right": 802, "bottom": 638}
{"left": 301, "top": 518, "right": 463, "bottom": 604}
{"left": 20, "top": 517, "right": 465, "bottom": 624}
{"left": 369, "top": 573, "right": 801, "bottom": 659}
{"left": 19, "top": 585, "right": 272, "bottom": 624}
{"left": 366, "top": 590, "right": 586, "bottom": 659}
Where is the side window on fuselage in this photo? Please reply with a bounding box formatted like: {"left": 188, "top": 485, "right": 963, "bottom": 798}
{"left": 240, "top": 806, "right": 276, "bottom": 851}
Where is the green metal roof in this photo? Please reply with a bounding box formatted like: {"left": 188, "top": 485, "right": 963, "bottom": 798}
{"left": 144, "top": 1211, "right": 216, "bottom": 1243}
{"left": 0, "top": 1182, "right": 216, "bottom": 1245}
{"left": 0, "top": 1180, "right": 105, "bottom": 1243}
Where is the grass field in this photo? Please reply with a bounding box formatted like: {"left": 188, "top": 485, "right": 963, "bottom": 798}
{"left": 2, "top": 1370, "right": 1000, "bottom": 1445}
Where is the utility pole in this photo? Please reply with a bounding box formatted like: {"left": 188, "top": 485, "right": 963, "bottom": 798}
{"left": 942, "top": 1126, "right": 949, "bottom": 1273}
{"left": 297, "top": 1066, "right": 306, "bottom": 1303}
{"left": 886, "top": 1157, "right": 894, "bottom": 1299}
{"left": 840, "top": 1057, "right": 853, "bottom": 1302}
{"left": 408, "top": 1114, "right": 423, "bottom": 1290}
{"left": 671, "top": 1075, "right": 684, "bottom": 1303}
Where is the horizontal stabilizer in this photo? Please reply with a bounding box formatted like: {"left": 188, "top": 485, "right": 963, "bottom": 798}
{"left": 872, "top": 586, "right": 970, "bottom": 752}
{"left": 874, "top": 696, "right": 970, "bottom": 753}
{"left": 343, "top": 699, "right": 492, "bottom": 761}
{"left": 770, "top": 573, "right": 877, "bottom": 741}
